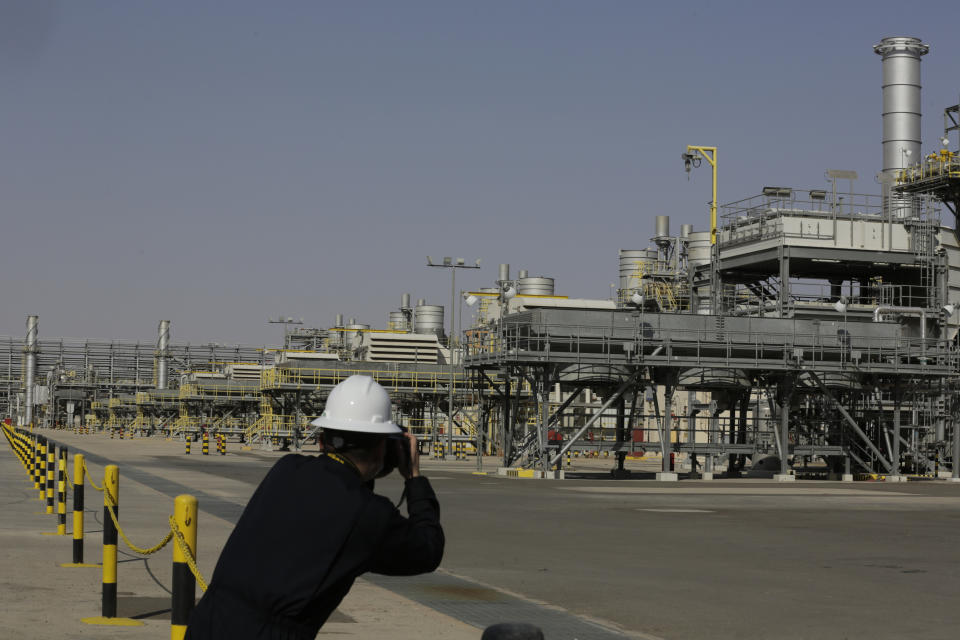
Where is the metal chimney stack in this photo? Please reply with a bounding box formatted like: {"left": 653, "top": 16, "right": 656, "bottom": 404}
{"left": 157, "top": 320, "right": 171, "bottom": 390}
{"left": 874, "top": 36, "right": 929, "bottom": 210}
{"left": 24, "top": 315, "right": 38, "bottom": 426}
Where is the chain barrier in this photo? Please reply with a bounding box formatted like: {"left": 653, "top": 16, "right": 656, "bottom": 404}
{"left": 101, "top": 484, "right": 173, "bottom": 556}
{"left": 170, "top": 515, "right": 208, "bottom": 592}
{"left": 82, "top": 461, "right": 104, "bottom": 492}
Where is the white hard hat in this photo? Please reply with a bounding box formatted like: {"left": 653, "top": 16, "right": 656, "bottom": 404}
{"left": 310, "top": 375, "right": 401, "bottom": 434}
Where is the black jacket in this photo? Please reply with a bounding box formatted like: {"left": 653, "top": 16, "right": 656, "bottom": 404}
{"left": 184, "top": 454, "right": 444, "bottom": 639}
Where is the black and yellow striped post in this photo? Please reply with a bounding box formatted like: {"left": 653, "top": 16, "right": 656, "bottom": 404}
{"left": 61, "top": 453, "right": 97, "bottom": 566}
{"left": 566, "top": 451, "right": 571, "bottom": 468}
{"left": 202, "top": 432, "right": 209, "bottom": 456}
{"left": 81, "top": 464, "right": 142, "bottom": 626}
{"left": 46, "top": 443, "right": 56, "bottom": 514}
{"left": 37, "top": 438, "right": 47, "bottom": 500}
{"left": 32, "top": 436, "right": 41, "bottom": 490}
{"left": 102, "top": 464, "right": 119, "bottom": 617}
{"left": 171, "top": 494, "right": 198, "bottom": 640}
{"left": 57, "top": 447, "right": 68, "bottom": 535}
{"left": 185, "top": 438, "right": 191, "bottom": 455}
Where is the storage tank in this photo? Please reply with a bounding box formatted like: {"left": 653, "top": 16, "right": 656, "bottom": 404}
{"left": 517, "top": 277, "right": 555, "bottom": 296}
{"left": 345, "top": 323, "right": 369, "bottom": 349}
{"left": 680, "top": 224, "right": 693, "bottom": 238}
{"left": 688, "top": 231, "right": 712, "bottom": 267}
{"left": 414, "top": 305, "right": 445, "bottom": 337}
{"left": 619, "top": 250, "right": 648, "bottom": 293}
{"left": 388, "top": 311, "right": 407, "bottom": 331}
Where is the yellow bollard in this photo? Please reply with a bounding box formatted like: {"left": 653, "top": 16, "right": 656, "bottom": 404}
{"left": 81, "top": 464, "right": 141, "bottom": 626}
{"left": 171, "top": 494, "right": 198, "bottom": 640}
{"left": 102, "top": 465, "right": 119, "bottom": 617}
{"left": 57, "top": 448, "right": 68, "bottom": 535}
{"left": 60, "top": 453, "right": 98, "bottom": 567}
{"left": 33, "top": 437, "right": 41, "bottom": 490}
{"left": 46, "top": 445, "right": 56, "bottom": 514}
{"left": 38, "top": 438, "right": 47, "bottom": 500}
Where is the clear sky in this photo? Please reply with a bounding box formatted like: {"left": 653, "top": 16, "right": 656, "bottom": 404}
{"left": 3, "top": 1, "right": 959, "bottom": 345}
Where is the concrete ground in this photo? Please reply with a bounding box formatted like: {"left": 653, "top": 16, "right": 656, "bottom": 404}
{"left": 5, "top": 430, "right": 960, "bottom": 639}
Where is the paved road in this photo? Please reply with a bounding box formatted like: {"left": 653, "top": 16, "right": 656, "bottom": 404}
{"left": 43, "top": 437, "right": 960, "bottom": 639}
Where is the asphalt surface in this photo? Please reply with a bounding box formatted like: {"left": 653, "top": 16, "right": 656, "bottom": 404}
{"left": 32, "top": 437, "right": 960, "bottom": 640}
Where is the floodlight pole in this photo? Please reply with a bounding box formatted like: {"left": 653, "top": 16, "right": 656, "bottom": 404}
{"left": 427, "top": 258, "right": 481, "bottom": 459}
{"left": 685, "top": 145, "right": 718, "bottom": 245}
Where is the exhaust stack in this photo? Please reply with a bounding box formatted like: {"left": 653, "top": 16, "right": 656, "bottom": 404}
{"left": 874, "top": 36, "right": 929, "bottom": 212}
{"left": 24, "top": 315, "right": 38, "bottom": 426}
{"left": 157, "top": 320, "right": 171, "bottom": 390}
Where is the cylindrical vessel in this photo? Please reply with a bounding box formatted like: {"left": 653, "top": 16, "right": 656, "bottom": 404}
{"left": 417, "top": 298, "right": 426, "bottom": 307}
{"left": 688, "top": 231, "right": 712, "bottom": 267}
{"left": 680, "top": 224, "right": 693, "bottom": 238}
{"left": 874, "top": 37, "right": 928, "bottom": 178}
{"left": 414, "top": 305, "right": 445, "bottom": 338}
{"left": 498, "top": 264, "right": 510, "bottom": 283}
{"left": 346, "top": 324, "right": 369, "bottom": 349}
{"left": 517, "top": 277, "right": 555, "bottom": 296}
{"left": 401, "top": 293, "right": 411, "bottom": 309}
{"left": 388, "top": 311, "right": 407, "bottom": 331}
{"left": 655, "top": 215, "right": 670, "bottom": 238}
{"left": 157, "top": 320, "right": 170, "bottom": 390}
{"left": 619, "top": 250, "right": 649, "bottom": 293}
{"left": 518, "top": 269, "right": 529, "bottom": 279}
{"left": 25, "top": 315, "right": 38, "bottom": 427}
{"left": 335, "top": 313, "right": 343, "bottom": 327}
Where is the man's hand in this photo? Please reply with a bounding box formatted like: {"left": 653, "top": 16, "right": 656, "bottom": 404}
{"left": 397, "top": 433, "right": 420, "bottom": 479}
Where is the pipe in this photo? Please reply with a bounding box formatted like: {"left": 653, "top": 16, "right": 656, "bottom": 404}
{"left": 157, "top": 320, "right": 170, "bottom": 390}
{"left": 498, "top": 264, "right": 510, "bottom": 283}
{"left": 24, "top": 315, "right": 38, "bottom": 427}
{"left": 873, "top": 306, "right": 927, "bottom": 359}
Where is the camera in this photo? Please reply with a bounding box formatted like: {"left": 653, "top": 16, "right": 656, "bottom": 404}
{"left": 377, "top": 426, "right": 410, "bottom": 478}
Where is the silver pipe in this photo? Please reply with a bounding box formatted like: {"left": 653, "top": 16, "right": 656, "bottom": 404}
{"left": 498, "top": 264, "right": 510, "bottom": 283}
{"left": 157, "top": 320, "right": 171, "bottom": 390}
{"left": 24, "top": 315, "right": 38, "bottom": 427}
{"left": 873, "top": 305, "right": 926, "bottom": 341}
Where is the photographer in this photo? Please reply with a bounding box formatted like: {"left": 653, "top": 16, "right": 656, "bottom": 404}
{"left": 185, "top": 375, "right": 444, "bottom": 640}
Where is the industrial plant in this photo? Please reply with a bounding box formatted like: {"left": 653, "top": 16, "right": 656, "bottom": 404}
{"left": 5, "top": 36, "right": 960, "bottom": 484}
